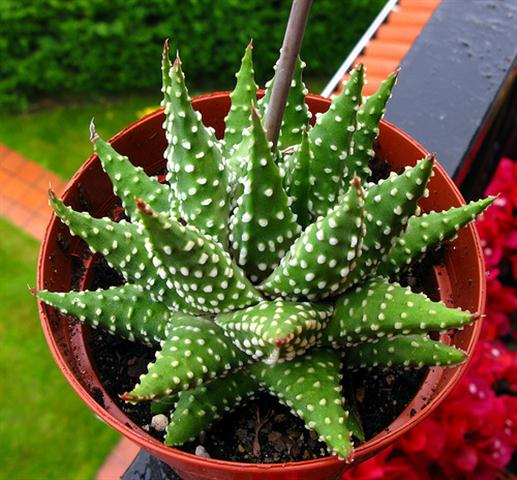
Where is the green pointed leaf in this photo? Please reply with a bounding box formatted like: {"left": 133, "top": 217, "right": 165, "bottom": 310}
{"left": 49, "top": 193, "right": 193, "bottom": 312}
{"left": 215, "top": 299, "right": 332, "bottom": 363}
{"left": 309, "top": 64, "right": 364, "bottom": 217}
{"left": 160, "top": 40, "right": 181, "bottom": 217}
{"left": 93, "top": 135, "right": 172, "bottom": 219}
{"left": 37, "top": 284, "right": 172, "bottom": 345}
{"left": 137, "top": 201, "right": 261, "bottom": 315}
{"left": 223, "top": 41, "right": 258, "bottom": 157}
{"left": 49, "top": 192, "right": 150, "bottom": 284}
{"left": 261, "top": 179, "right": 365, "bottom": 301}
{"left": 257, "top": 61, "right": 276, "bottom": 116}
{"left": 344, "top": 69, "right": 398, "bottom": 184}
{"left": 165, "top": 371, "right": 257, "bottom": 445}
{"left": 324, "top": 277, "right": 477, "bottom": 346}
{"left": 345, "top": 406, "right": 365, "bottom": 442}
{"left": 377, "top": 196, "right": 496, "bottom": 277}
{"left": 277, "top": 57, "right": 310, "bottom": 151}
{"left": 229, "top": 109, "right": 301, "bottom": 282}
{"left": 151, "top": 395, "right": 177, "bottom": 416}
{"left": 226, "top": 126, "right": 252, "bottom": 191}
{"left": 346, "top": 155, "right": 435, "bottom": 287}
{"left": 346, "top": 335, "right": 467, "bottom": 369}
{"left": 123, "top": 315, "right": 248, "bottom": 402}
{"left": 283, "top": 127, "right": 313, "bottom": 229}
{"left": 163, "top": 50, "right": 229, "bottom": 245}
{"left": 250, "top": 349, "right": 353, "bottom": 460}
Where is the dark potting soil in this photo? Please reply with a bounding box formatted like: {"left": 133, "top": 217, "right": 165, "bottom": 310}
{"left": 85, "top": 154, "right": 435, "bottom": 463}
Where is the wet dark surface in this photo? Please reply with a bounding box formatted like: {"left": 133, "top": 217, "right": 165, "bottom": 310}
{"left": 386, "top": 0, "right": 517, "bottom": 187}
{"left": 123, "top": 450, "right": 181, "bottom": 480}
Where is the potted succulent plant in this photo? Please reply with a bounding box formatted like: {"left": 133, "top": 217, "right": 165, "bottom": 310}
{"left": 35, "top": 22, "right": 492, "bottom": 480}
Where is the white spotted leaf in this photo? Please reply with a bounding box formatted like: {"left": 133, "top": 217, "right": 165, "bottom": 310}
{"left": 250, "top": 349, "right": 354, "bottom": 460}
{"left": 123, "top": 315, "right": 248, "bottom": 401}
{"left": 215, "top": 299, "right": 332, "bottom": 363}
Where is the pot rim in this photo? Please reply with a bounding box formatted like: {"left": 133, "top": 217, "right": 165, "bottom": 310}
{"left": 37, "top": 91, "right": 485, "bottom": 473}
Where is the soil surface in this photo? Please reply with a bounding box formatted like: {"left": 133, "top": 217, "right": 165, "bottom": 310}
{"left": 84, "top": 154, "right": 436, "bottom": 463}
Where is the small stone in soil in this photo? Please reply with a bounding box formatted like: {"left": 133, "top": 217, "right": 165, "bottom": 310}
{"left": 195, "top": 445, "right": 211, "bottom": 458}
{"left": 151, "top": 414, "right": 169, "bottom": 432}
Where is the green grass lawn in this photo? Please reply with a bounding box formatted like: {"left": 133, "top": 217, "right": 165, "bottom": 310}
{"left": 0, "top": 94, "right": 161, "bottom": 180}
{"left": 0, "top": 78, "right": 328, "bottom": 181}
{"left": 0, "top": 218, "right": 119, "bottom": 480}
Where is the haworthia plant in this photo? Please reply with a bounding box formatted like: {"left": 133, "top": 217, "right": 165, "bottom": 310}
{"left": 36, "top": 40, "right": 492, "bottom": 462}
{"left": 162, "top": 50, "right": 229, "bottom": 246}
{"left": 376, "top": 196, "right": 495, "bottom": 277}
{"left": 345, "top": 155, "right": 435, "bottom": 288}
{"left": 258, "top": 56, "right": 310, "bottom": 153}
{"left": 283, "top": 127, "right": 313, "bottom": 229}
{"left": 223, "top": 41, "right": 258, "bottom": 158}
{"left": 323, "top": 277, "right": 477, "bottom": 347}
{"left": 261, "top": 178, "right": 365, "bottom": 300}
{"left": 165, "top": 371, "right": 257, "bottom": 446}
{"left": 122, "top": 315, "right": 248, "bottom": 401}
{"left": 276, "top": 57, "right": 311, "bottom": 152}
{"left": 136, "top": 199, "right": 261, "bottom": 315}
{"left": 48, "top": 191, "right": 149, "bottom": 284}
{"left": 36, "top": 284, "right": 172, "bottom": 345}
{"left": 47, "top": 191, "right": 194, "bottom": 313}
{"left": 92, "top": 132, "right": 172, "bottom": 220}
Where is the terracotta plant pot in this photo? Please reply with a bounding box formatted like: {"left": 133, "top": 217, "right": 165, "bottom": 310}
{"left": 37, "top": 92, "right": 486, "bottom": 480}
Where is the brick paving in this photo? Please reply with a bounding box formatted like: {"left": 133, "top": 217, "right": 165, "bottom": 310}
{"left": 96, "top": 438, "right": 140, "bottom": 480}
{"left": 0, "top": 144, "right": 66, "bottom": 240}
{"left": 335, "top": 0, "right": 441, "bottom": 97}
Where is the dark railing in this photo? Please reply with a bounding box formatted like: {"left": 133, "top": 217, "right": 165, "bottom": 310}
{"left": 386, "top": 0, "right": 517, "bottom": 199}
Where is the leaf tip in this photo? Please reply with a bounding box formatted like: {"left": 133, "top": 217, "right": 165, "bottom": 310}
{"left": 89, "top": 118, "right": 99, "bottom": 143}
{"left": 119, "top": 392, "right": 133, "bottom": 402}
{"left": 174, "top": 49, "right": 182, "bottom": 67}
{"left": 135, "top": 198, "right": 154, "bottom": 217}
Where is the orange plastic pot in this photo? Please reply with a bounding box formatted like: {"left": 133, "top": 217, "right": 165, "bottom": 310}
{"left": 37, "top": 92, "right": 486, "bottom": 480}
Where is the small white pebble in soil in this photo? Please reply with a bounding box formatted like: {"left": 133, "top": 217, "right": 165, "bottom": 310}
{"left": 150, "top": 414, "right": 169, "bottom": 432}
{"left": 195, "top": 445, "right": 211, "bottom": 458}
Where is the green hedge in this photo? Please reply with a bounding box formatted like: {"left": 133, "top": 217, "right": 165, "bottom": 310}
{"left": 0, "top": 0, "right": 384, "bottom": 110}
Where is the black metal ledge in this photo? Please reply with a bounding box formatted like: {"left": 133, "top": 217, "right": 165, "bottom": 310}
{"left": 386, "top": 0, "right": 517, "bottom": 199}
